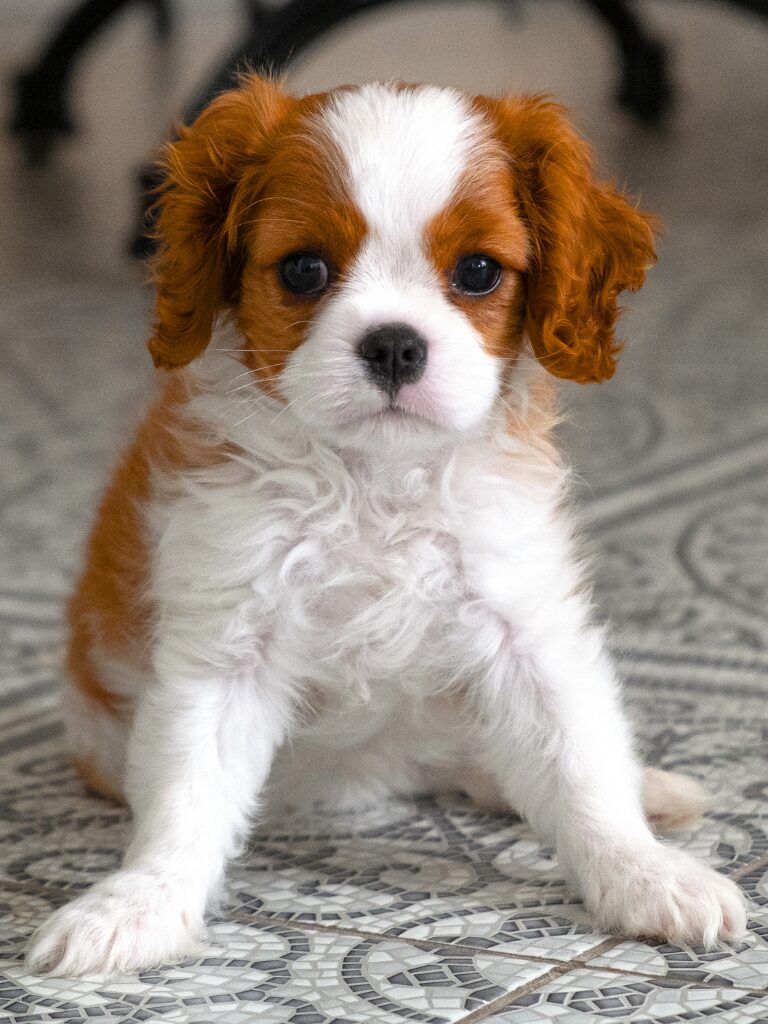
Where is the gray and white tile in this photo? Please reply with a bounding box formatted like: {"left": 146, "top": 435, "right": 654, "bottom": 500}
{"left": 1, "top": 921, "right": 553, "bottom": 1024}
{"left": 484, "top": 968, "right": 768, "bottom": 1023}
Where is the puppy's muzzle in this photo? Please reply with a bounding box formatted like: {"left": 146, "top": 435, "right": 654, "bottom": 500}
{"left": 359, "top": 323, "right": 427, "bottom": 392}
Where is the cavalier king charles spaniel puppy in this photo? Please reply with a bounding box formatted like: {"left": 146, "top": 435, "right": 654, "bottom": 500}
{"left": 28, "top": 74, "right": 745, "bottom": 975}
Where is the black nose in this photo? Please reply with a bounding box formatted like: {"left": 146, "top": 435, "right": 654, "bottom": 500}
{"left": 359, "top": 323, "right": 427, "bottom": 390}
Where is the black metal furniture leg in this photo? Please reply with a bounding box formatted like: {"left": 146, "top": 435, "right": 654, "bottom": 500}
{"left": 580, "top": 0, "right": 673, "bottom": 125}
{"left": 10, "top": 0, "right": 172, "bottom": 165}
{"left": 181, "top": 0, "right": 405, "bottom": 124}
{"left": 151, "top": 0, "right": 173, "bottom": 39}
{"left": 130, "top": 0, "right": 681, "bottom": 257}
{"left": 723, "top": 0, "right": 768, "bottom": 13}
{"left": 130, "top": 0, "right": 421, "bottom": 257}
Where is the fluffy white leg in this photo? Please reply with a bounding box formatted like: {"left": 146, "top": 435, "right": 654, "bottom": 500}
{"left": 27, "top": 672, "right": 288, "bottom": 975}
{"left": 472, "top": 612, "right": 746, "bottom": 948}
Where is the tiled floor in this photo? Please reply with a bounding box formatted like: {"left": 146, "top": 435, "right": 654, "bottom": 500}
{"left": 2, "top": 1, "right": 768, "bottom": 1021}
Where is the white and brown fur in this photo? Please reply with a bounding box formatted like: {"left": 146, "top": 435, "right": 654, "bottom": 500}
{"left": 27, "top": 76, "right": 745, "bottom": 976}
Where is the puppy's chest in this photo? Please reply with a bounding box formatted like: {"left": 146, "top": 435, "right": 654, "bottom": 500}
{"left": 276, "top": 494, "right": 466, "bottom": 682}
{"left": 174, "top": 452, "right": 510, "bottom": 691}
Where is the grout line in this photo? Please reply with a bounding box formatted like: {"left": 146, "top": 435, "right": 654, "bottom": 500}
{"left": 224, "top": 909, "right": 433, "bottom": 947}
{"left": 224, "top": 907, "right": 596, "bottom": 969}
{"left": 0, "top": 720, "right": 63, "bottom": 758}
{"left": 9, "top": 884, "right": 768, "bottom": 995}
{"left": 572, "top": 936, "right": 622, "bottom": 963}
{"left": 0, "top": 679, "right": 58, "bottom": 710}
{"left": 730, "top": 853, "right": 768, "bottom": 882}
{"left": 453, "top": 961, "right": 576, "bottom": 1024}
{"left": 582, "top": 425, "right": 768, "bottom": 508}
{"left": 226, "top": 908, "right": 768, "bottom": 993}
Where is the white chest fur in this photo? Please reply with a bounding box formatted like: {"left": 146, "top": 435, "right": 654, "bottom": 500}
{"left": 152, "top": 429, "right": 472, "bottom": 692}
{"left": 147, "top": 361, "right": 569, "bottom": 810}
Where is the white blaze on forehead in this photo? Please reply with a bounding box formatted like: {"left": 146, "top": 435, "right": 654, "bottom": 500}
{"left": 318, "top": 84, "right": 484, "bottom": 242}
{"left": 282, "top": 86, "right": 503, "bottom": 446}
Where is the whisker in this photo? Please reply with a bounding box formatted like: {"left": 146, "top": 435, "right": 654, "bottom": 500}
{"left": 229, "top": 381, "right": 345, "bottom": 432}
{"left": 238, "top": 217, "right": 313, "bottom": 230}
{"left": 498, "top": 394, "right": 536, "bottom": 442}
{"left": 230, "top": 403, "right": 270, "bottom": 432}
{"left": 235, "top": 194, "right": 320, "bottom": 218}
{"left": 279, "top": 320, "right": 314, "bottom": 332}
{"left": 268, "top": 383, "right": 347, "bottom": 429}
{"left": 225, "top": 366, "right": 335, "bottom": 396}
{"left": 214, "top": 349, "right": 303, "bottom": 360}
{"left": 224, "top": 367, "right": 261, "bottom": 386}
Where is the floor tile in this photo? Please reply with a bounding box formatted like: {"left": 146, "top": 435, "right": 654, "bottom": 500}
{"left": 228, "top": 803, "right": 605, "bottom": 963}
{"left": 1, "top": 921, "right": 552, "bottom": 1024}
{"left": 226, "top": 790, "right": 765, "bottom": 961}
{"left": 627, "top": 691, "right": 768, "bottom": 822}
{"left": 483, "top": 968, "right": 768, "bottom": 1023}
{"left": 586, "top": 908, "right": 768, "bottom": 990}
{"left": 3, "top": 0, "right": 768, "bottom": 1020}
{"left": 4, "top": 714, "right": 767, "bottom": 974}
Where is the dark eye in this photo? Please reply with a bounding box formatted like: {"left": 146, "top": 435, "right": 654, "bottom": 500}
{"left": 280, "top": 252, "right": 329, "bottom": 295}
{"left": 453, "top": 255, "right": 502, "bottom": 296}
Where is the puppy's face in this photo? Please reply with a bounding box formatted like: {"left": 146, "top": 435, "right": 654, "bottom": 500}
{"left": 239, "top": 86, "right": 530, "bottom": 449}
{"left": 149, "top": 78, "right": 656, "bottom": 451}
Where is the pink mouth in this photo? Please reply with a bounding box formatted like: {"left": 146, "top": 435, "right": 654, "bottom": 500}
{"left": 365, "top": 405, "right": 420, "bottom": 425}
{"left": 390, "top": 383, "right": 445, "bottom": 423}
{"left": 350, "top": 384, "right": 448, "bottom": 430}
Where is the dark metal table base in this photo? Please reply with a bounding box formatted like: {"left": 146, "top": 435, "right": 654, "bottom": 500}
{"left": 11, "top": 0, "right": 171, "bottom": 165}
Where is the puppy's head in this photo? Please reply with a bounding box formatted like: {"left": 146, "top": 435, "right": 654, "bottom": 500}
{"left": 149, "top": 76, "right": 655, "bottom": 450}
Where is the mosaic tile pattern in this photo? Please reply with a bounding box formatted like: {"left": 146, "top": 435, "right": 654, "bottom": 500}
{"left": 0, "top": 924, "right": 554, "bottom": 1023}
{"left": 2, "top": 0, "right": 768, "bottom": 1021}
{"left": 485, "top": 969, "right": 768, "bottom": 1023}
{"left": 588, "top": 920, "right": 768, "bottom": 991}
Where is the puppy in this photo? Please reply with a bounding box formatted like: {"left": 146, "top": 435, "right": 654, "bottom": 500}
{"left": 27, "top": 75, "right": 745, "bottom": 975}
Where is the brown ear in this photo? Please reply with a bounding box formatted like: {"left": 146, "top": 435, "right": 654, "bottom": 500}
{"left": 483, "top": 96, "right": 657, "bottom": 383}
{"left": 148, "top": 75, "right": 292, "bottom": 370}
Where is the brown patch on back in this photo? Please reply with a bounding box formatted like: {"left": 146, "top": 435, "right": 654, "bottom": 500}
{"left": 72, "top": 755, "right": 125, "bottom": 803}
{"left": 426, "top": 163, "right": 529, "bottom": 360}
{"left": 72, "top": 79, "right": 370, "bottom": 713}
{"left": 67, "top": 375, "right": 229, "bottom": 715}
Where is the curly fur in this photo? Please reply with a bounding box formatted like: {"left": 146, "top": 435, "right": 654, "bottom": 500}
{"left": 27, "top": 76, "right": 743, "bottom": 977}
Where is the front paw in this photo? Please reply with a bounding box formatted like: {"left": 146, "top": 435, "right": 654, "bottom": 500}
{"left": 26, "top": 871, "right": 204, "bottom": 975}
{"left": 582, "top": 844, "right": 746, "bottom": 948}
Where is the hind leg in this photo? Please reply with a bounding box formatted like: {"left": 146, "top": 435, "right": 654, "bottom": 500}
{"left": 463, "top": 764, "right": 713, "bottom": 832}
{"left": 460, "top": 768, "right": 515, "bottom": 813}
{"left": 641, "top": 766, "right": 712, "bottom": 833}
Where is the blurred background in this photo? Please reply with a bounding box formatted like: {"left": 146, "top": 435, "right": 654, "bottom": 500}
{"left": 2, "top": 4, "right": 768, "bottom": 1018}
{"left": 2, "top": 0, "right": 767, "bottom": 659}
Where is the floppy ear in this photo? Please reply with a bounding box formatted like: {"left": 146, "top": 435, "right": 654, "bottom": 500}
{"left": 485, "top": 96, "right": 657, "bottom": 383}
{"left": 148, "top": 75, "right": 291, "bottom": 370}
